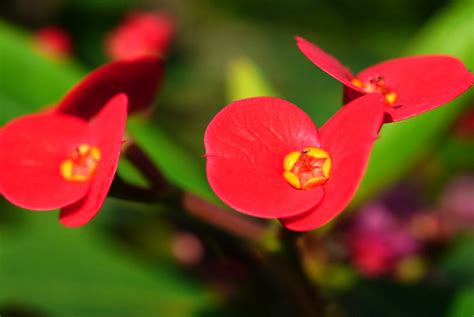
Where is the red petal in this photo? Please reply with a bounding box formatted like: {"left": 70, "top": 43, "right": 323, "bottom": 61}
{"left": 56, "top": 56, "right": 163, "bottom": 119}
{"left": 0, "top": 114, "right": 90, "bottom": 210}
{"left": 33, "top": 26, "right": 73, "bottom": 59}
{"left": 296, "top": 36, "right": 362, "bottom": 92}
{"left": 60, "top": 94, "right": 128, "bottom": 227}
{"left": 281, "top": 94, "right": 386, "bottom": 231}
{"left": 106, "top": 12, "right": 175, "bottom": 60}
{"left": 205, "top": 97, "right": 324, "bottom": 218}
{"left": 356, "top": 56, "right": 474, "bottom": 122}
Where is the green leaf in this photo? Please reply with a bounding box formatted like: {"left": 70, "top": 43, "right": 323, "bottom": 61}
{"left": 440, "top": 237, "right": 474, "bottom": 287}
{"left": 226, "top": 56, "right": 278, "bottom": 101}
{"left": 0, "top": 202, "right": 214, "bottom": 317}
{"left": 127, "top": 117, "right": 221, "bottom": 204}
{"left": 440, "top": 138, "right": 474, "bottom": 171}
{"left": 354, "top": 0, "right": 474, "bottom": 203}
{"left": 0, "top": 20, "right": 84, "bottom": 124}
{"left": 449, "top": 289, "right": 474, "bottom": 317}
{"left": 341, "top": 279, "right": 452, "bottom": 317}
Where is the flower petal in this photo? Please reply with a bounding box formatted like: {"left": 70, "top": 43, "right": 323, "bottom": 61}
{"left": 356, "top": 56, "right": 474, "bottom": 122}
{"left": 106, "top": 12, "right": 175, "bottom": 60}
{"left": 281, "top": 93, "right": 386, "bottom": 231}
{"left": 60, "top": 94, "right": 128, "bottom": 227}
{"left": 205, "top": 97, "right": 324, "bottom": 218}
{"left": 0, "top": 113, "right": 90, "bottom": 210}
{"left": 296, "top": 36, "right": 362, "bottom": 91}
{"left": 56, "top": 56, "right": 163, "bottom": 119}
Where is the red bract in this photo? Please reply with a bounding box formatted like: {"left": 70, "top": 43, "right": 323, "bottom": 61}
{"left": 0, "top": 94, "right": 128, "bottom": 227}
{"left": 32, "top": 26, "right": 73, "bottom": 60}
{"left": 106, "top": 11, "right": 175, "bottom": 61}
{"left": 205, "top": 94, "right": 385, "bottom": 231}
{"left": 296, "top": 37, "right": 474, "bottom": 122}
{"left": 56, "top": 56, "right": 164, "bottom": 119}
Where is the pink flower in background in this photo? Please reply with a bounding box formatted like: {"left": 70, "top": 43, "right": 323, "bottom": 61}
{"left": 441, "top": 175, "right": 474, "bottom": 228}
{"left": 410, "top": 212, "right": 453, "bottom": 242}
{"left": 346, "top": 204, "right": 420, "bottom": 277}
{"left": 350, "top": 235, "right": 394, "bottom": 277}
{"left": 106, "top": 11, "right": 175, "bottom": 60}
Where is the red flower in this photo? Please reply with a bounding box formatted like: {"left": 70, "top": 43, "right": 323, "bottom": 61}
{"left": 204, "top": 94, "right": 385, "bottom": 231}
{"left": 0, "top": 94, "right": 128, "bottom": 227}
{"left": 32, "top": 26, "right": 73, "bottom": 60}
{"left": 296, "top": 37, "right": 474, "bottom": 122}
{"left": 56, "top": 56, "right": 164, "bottom": 119}
{"left": 106, "top": 11, "right": 175, "bottom": 61}
{"left": 0, "top": 54, "right": 164, "bottom": 225}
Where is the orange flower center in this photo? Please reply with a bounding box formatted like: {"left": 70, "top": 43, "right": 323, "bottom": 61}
{"left": 283, "top": 146, "right": 332, "bottom": 190}
{"left": 352, "top": 76, "right": 397, "bottom": 105}
{"left": 60, "top": 144, "right": 101, "bottom": 182}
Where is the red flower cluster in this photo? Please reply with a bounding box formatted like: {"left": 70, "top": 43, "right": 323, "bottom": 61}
{"left": 346, "top": 204, "right": 419, "bottom": 277}
{"left": 106, "top": 11, "right": 175, "bottom": 61}
{"left": 0, "top": 56, "right": 163, "bottom": 226}
{"left": 205, "top": 37, "right": 473, "bottom": 231}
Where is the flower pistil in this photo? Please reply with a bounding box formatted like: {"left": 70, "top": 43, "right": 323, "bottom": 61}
{"left": 352, "top": 76, "right": 397, "bottom": 105}
{"left": 283, "top": 146, "right": 332, "bottom": 190}
{"left": 60, "top": 144, "right": 101, "bottom": 182}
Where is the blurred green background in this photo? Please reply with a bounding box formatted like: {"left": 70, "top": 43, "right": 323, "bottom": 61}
{"left": 0, "top": 0, "right": 473, "bottom": 316}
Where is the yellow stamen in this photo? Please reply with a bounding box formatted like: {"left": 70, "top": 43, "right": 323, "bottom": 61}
{"left": 352, "top": 76, "right": 397, "bottom": 106}
{"left": 283, "top": 171, "right": 301, "bottom": 189}
{"left": 283, "top": 151, "right": 302, "bottom": 171}
{"left": 302, "top": 176, "right": 327, "bottom": 189}
{"left": 385, "top": 92, "right": 397, "bottom": 105}
{"left": 282, "top": 146, "right": 332, "bottom": 190}
{"left": 60, "top": 144, "right": 101, "bottom": 183}
{"left": 351, "top": 78, "right": 365, "bottom": 88}
{"left": 322, "top": 157, "right": 332, "bottom": 178}
{"left": 303, "top": 146, "right": 330, "bottom": 159}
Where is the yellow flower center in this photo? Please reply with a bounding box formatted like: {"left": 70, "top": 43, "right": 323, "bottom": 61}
{"left": 352, "top": 76, "right": 397, "bottom": 105}
{"left": 283, "top": 146, "right": 332, "bottom": 190}
{"left": 60, "top": 144, "right": 101, "bottom": 182}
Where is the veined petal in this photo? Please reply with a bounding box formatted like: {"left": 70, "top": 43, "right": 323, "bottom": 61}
{"left": 0, "top": 113, "right": 90, "bottom": 210}
{"left": 356, "top": 55, "right": 474, "bottom": 122}
{"left": 296, "top": 36, "right": 363, "bottom": 92}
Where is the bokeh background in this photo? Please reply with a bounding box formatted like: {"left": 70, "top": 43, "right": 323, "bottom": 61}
{"left": 0, "top": 0, "right": 473, "bottom": 316}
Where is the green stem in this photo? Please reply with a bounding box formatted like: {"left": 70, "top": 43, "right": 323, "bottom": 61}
{"left": 108, "top": 175, "right": 165, "bottom": 203}
{"left": 183, "top": 193, "right": 267, "bottom": 241}
{"left": 279, "top": 229, "right": 331, "bottom": 317}
{"left": 124, "top": 142, "right": 173, "bottom": 192}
